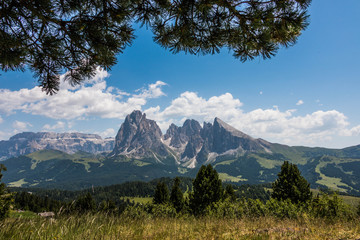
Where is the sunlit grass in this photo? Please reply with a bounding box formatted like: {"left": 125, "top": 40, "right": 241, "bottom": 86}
{"left": 1, "top": 213, "right": 360, "bottom": 239}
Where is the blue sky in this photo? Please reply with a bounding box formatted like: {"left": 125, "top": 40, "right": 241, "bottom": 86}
{"left": 1, "top": 0, "right": 360, "bottom": 148}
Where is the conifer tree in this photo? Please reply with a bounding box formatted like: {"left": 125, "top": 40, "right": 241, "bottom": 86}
{"left": 74, "top": 192, "right": 96, "bottom": 213}
{"left": 0, "top": 164, "right": 12, "bottom": 220}
{"left": 189, "top": 164, "right": 223, "bottom": 215}
{"left": 153, "top": 181, "right": 169, "bottom": 204}
{"left": 224, "top": 184, "right": 237, "bottom": 202}
{"left": 0, "top": 0, "right": 311, "bottom": 94}
{"left": 170, "top": 177, "right": 184, "bottom": 212}
{"left": 272, "top": 161, "right": 312, "bottom": 203}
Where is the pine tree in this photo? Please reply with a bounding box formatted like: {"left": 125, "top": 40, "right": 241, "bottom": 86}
{"left": 189, "top": 164, "right": 223, "bottom": 215}
{"left": 0, "top": 164, "right": 12, "bottom": 220}
{"left": 170, "top": 177, "right": 184, "bottom": 212}
{"left": 74, "top": 192, "right": 96, "bottom": 213}
{"left": 224, "top": 184, "right": 237, "bottom": 202}
{"left": 272, "top": 161, "right": 312, "bottom": 203}
{"left": 0, "top": 0, "right": 311, "bottom": 94}
{"left": 153, "top": 181, "right": 169, "bottom": 204}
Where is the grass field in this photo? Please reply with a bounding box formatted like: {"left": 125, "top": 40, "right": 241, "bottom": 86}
{"left": 121, "top": 196, "right": 153, "bottom": 204}
{"left": 1, "top": 213, "right": 360, "bottom": 239}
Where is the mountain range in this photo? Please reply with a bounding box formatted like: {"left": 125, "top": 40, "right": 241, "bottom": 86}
{"left": 2, "top": 110, "right": 360, "bottom": 195}
{"left": 0, "top": 132, "right": 114, "bottom": 161}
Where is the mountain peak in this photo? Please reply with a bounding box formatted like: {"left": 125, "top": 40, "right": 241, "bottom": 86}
{"left": 214, "top": 117, "right": 253, "bottom": 140}
{"left": 111, "top": 110, "right": 169, "bottom": 158}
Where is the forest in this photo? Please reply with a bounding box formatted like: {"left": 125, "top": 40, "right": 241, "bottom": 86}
{"left": 1, "top": 162, "right": 360, "bottom": 239}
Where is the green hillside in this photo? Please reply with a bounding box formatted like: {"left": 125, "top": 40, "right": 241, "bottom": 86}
{"left": 2, "top": 145, "right": 360, "bottom": 195}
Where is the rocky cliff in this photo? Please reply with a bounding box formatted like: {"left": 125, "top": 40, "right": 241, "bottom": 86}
{"left": 111, "top": 110, "right": 169, "bottom": 159}
{"left": 0, "top": 132, "right": 114, "bottom": 160}
{"left": 111, "top": 110, "right": 272, "bottom": 167}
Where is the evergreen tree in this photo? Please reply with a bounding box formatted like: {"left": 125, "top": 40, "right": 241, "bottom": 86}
{"left": 0, "top": 164, "right": 12, "bottom": 220}
{"left": 272, "top": 161, "right": 312, "bottom": 203}
{"left": 153, "top": 182, "right": 169, "bottom": 204}
{"left": 224, "top": 184, "right": 237, "bottom": 202}
{"left": 170, "top": 177, "right": 184, "bottom": 212}
{"left": 0, "top": 0, "right": 311, "bottom": 94}
{"left": 74, "top": 192, "right": 96, "bottom": 213}
{"left": 189, "top": 165, "right": 223, "bottom": 215}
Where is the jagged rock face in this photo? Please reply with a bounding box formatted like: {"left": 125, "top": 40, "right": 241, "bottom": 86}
{"left": 195, "top": 118, "right": 271, "bottom": 164}
{"left": 164, "top": 120, "right": 202, "bottom": 148}
{"left": 162, "top": 116, "right": 271, "bottom": 167}
{"left": 212, "top": 118, "right": 267, "bottom": 153}
{"left": 0, "top": 132, "right": 114, "bottom": 160}
{"left": 111, "top": 110, "right": 169, "bottom": 157}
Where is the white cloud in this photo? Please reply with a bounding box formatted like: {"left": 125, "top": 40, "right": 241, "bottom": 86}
{"left": 12, "top": 120, "right": 32, "bottom": 131}
{"left": 134, "top": 81, "right": 167, "bottom": 99}
{"left": 144, "top": 92, "right": 358, "bottom": 147}
{"left": 96, "top": 128, "right": 116, "bottom": 138}
{"left": 1, "top": 71, "right": 359, "bottom": 147}
{"left": 43, "top": 121, "right": 66, "bottom": 130}
{"left": 340, "top": 125, "right": 360, "bottom": 137}
{"left": 296, "top": 100, "right": 304, "bottom": 106}
{"left": 0, "top": 68, "right": 167, "bottom": 120}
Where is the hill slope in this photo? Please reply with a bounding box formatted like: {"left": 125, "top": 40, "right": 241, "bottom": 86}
{"left": 2, "top": 110, "right": 360, "bottom": 194}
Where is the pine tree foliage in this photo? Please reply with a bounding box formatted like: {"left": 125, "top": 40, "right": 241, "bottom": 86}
{"left": 74, "top": 192, "right": 96, "bottom": 213}
{"left": 170, "top": 177, "right": 184, "bottom": 212}
{"left": 0, "top": 164, "right": 12, "bottom": 220}
{"left": 224, "top": 184, "right": 237, "bottom": 202}
{"left": 1, "top": 0, "right": 311, "bottom": 94}
{"left": 153, "top": 181, "right": 169, "bottom": 204}
{"left": 272, "top": 161, "right": 312, "bottom": 203}
{"left": 189, "top": 164, "right": 223, "bottom": 215}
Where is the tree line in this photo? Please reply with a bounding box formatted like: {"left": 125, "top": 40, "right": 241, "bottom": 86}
{"left": 2, "top": 161, "right": 360, "bottom": 220}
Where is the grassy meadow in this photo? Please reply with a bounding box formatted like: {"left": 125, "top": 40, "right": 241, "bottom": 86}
{"left": 1, "top": 212, "right": 360, "bottom": 240}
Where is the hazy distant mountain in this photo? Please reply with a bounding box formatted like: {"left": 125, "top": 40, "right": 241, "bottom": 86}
{"left": 0, "top": 132, "right": 114, "bottom": 160}
{"left": 2, "top": 110, "right": 360, "bottom": 195}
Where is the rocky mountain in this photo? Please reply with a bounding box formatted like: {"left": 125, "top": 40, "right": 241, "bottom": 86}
{"left": 112, "top": 111, "right": 273, "bottom": 168}
{"left": 2, "top": 110, "right": 360, "bottom": 195}
{"left": 110, "top": 110, "right": 169, "bottom": 160}
{"left": 0, "top": 132, "right": 114, "bottom": 160}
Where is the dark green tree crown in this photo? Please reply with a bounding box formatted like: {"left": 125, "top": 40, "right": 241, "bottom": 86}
{"left": 153, "top": 181, "right": 170, "bottom": 204}
{"left": 272, "top": 161, "right": 312, "bottom": 203}
{"left": 190, "top": 164, "right": 223, "bottom": 214}
{"left": 1, "top": 0, "right": 311, "bottom": 94}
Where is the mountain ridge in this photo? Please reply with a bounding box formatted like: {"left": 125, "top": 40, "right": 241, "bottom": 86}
{"left": 0, "top": 132, "right": 114, "bottom": 160}
{"left": 1, "top": 110, "right": 360, "bottom": 194}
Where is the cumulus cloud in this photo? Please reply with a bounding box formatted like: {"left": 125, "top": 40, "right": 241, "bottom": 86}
{"left": 96, "top": 128, "right": 116, "bottom": 138}
{"left": 134, "top": 81, "right": 167, "bottom": 99}
{"left": 144, "top": 92, "right": 358, "bottom": 146}
{"left": 43, "top": 121, "right": 66, "bottom": 130}
{"left": 0, "top": 68, "right": 167, "bottom": 120}
{"left": 296, "top": 100, "right": 304, "bottom": 106}
{"left": 12, "top": 120, "right": 32, "bottom": 131}
{"left": 1, "top": 70, "right": 359, "bottom": 147}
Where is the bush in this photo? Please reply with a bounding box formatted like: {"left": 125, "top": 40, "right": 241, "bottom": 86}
{"left": 243, "top": 199, "right": 267, "bottom": 218}
{"left": 310, "top": 193, "right": 354, "bottom": 220}
{"left": 122, "top": 205, "right": 150, "bottom": 220}
{"left": 265, "top": 198, "right": 302, "bottom": 219}
{"left": 147, "top": 203, "right": 177, "bottom": 218}
{"left": 204, "top": 199, "right": 243, "bottom": 219}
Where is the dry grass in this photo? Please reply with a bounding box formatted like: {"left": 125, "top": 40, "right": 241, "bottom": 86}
{"left": 1, "top": 214, "right": 360, "bottom": 240}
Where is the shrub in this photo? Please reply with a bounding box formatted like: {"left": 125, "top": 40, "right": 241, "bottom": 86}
{"left": 310, "top": 193, "right": 354, "bottom": 220}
